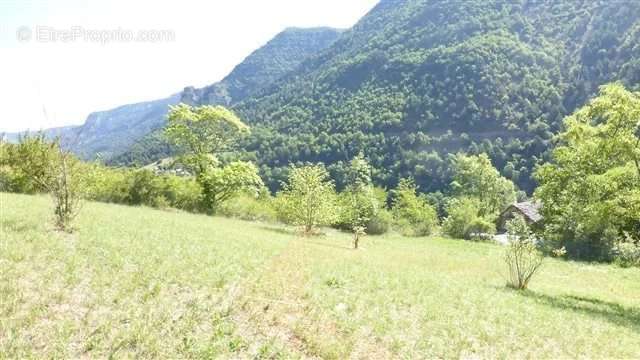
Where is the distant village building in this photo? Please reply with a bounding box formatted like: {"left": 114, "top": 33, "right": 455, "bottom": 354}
{"left": 497, "top": 201, "right": 543, "bottom": 233}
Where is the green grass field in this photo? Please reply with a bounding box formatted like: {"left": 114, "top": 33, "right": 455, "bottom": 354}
{"left": 1, "top": 192, "right": 639, "bottom": 358}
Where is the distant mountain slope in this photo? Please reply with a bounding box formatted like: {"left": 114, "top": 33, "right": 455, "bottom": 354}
{"left": 109, "top": 27, "right": 342, "bottom": 166}
{"left": 229, "top": 0, "right": 640, "bottom": 192}
{"left": 2, "top": 125, "right": 76, "bottom": 143}
{"left": 65, "top": 95, "right": 181, "bottom": 160}
{"left": 5, "top": 96, "right": 180, "bottom": 161}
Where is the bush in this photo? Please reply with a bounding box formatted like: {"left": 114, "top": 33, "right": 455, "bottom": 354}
{"left": 611, "top": 234, "right": 640, "bottom": 267}
{"left": 84, "top": 166, "right": 130, "bottom": 204}
{"left": 504, "top": 215, "right": 543, "bottom": 290}
{"left": 2, "top": 136, "right": 86, "bottom": 232}
{"left": 366, "top": 209, "right": 392, "bottom": 235}
{"left": 1, "top": 135, "right": 57, "bottom": 194}
{"left": 48, "top": 150, "right": 87, "bottom": 232}
{"left": 161, "top": 175, "right": 202, "bottom": 213}
{"left": 391, "top": 179, "right": 439, "bottom": 237}
{"left": 127, "top": 169, "right": 165, "bottom": 207}
{"left": 218, "top": 193, "right": 277, "bottom": 222}
{"left": 466, "top": 217, "right": 496, "bottom": 241}
{"left": 442, "top": 197, "right": 495, "bottom": 240}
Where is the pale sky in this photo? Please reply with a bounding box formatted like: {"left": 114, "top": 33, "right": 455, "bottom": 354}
{"left": 0, "top": 0, "right": 378, "bottom": 132}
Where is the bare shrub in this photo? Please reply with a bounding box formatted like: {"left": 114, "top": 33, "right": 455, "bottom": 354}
{"left": 353, "top": 225, "right": 366, "bottom": 249}
{"left": 504, "top": 215, "right": 543, "bottom": 290}
{"left": 48, "top": 149, "right": 85, "bottom": 232}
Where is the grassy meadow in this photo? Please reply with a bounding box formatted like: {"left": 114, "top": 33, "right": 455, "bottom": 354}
{"left": 1, "top": 192, "right": 639, "bottom": 358}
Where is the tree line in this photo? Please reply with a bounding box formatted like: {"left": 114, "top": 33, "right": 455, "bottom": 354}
{"left": 1, "top": 83, "right": 638, "bottom": 268}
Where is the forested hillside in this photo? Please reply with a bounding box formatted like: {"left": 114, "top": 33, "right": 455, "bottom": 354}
{"left": 229, "top": 0, "right": 640, "bottom": 193}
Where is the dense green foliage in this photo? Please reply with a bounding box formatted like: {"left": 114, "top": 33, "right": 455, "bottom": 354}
{"left": 442, "top": 197, "right": 495, "bottom": 241}
{"left": 390, "top": 178, "right": 438, "bottom": 237}
{"left": 450, "top": 153, "right": 517, "bottom": 219}
{"left": 1, "top": 135, "right": 87, "bottom": 231}
{"left": 1, "top": 136, "right": 204, "bottom": 213}
{"left": 535, "top": 83, "right": 640, "bottom": 260}
{"left": 218, "top": 191, "right": 277, "bottom": 222}
{"left": 1, "top": 135, "right": 58, "bottom": 194}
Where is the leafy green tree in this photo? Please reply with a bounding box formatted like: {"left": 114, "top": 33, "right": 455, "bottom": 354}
{"left": 276, "top": 164, "right": 338, "bottom": 235}
{"left": 451, "top": 153, "right": 517, "bottom": 219}
{"left": 391, "top": 178, "right": 438, "bottom": 237}
{"left": 127, "top": 169, "right": 165, "bottom": 207}
{"left": 535, "top": 83, "right": 640, "bottom": 260}
{"left": 339, "top": 154, "right": 380, "bottom": 248}
{"left": 164, "top": 104, "right": 260, "bottom": 213}
{"left": 165, "top": 103, "right": 249, "bottom": 171}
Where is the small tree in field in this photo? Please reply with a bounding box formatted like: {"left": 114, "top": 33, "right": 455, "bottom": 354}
{"left": 504, "top": 215, "right": 543, "bottom": 290}
{"left": 340, "top": 154, "right": 379, "bottom": 249}
{"left": 276, "top": 164, "right": 337, "bottom": 235}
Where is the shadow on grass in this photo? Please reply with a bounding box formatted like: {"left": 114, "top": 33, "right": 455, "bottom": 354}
{"left": 520, "top": 290, "right": 640, "bottom": 332}
{"left": 257, "top": 225, "right": 297, "bottom": 236}
{"left": 257, "top": 225, "right": 354, "bottom": 250}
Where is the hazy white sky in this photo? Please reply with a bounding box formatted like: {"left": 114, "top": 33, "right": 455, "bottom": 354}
{"left": 0, "top": 0, "right": 378, "bottom": 132}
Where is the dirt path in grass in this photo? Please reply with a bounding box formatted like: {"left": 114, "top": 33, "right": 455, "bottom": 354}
{"left": 211, "top": 237, "right": 313, "bottom": 357}
{"left": 215, "top": 234, "right": 392, "bottom": 359}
